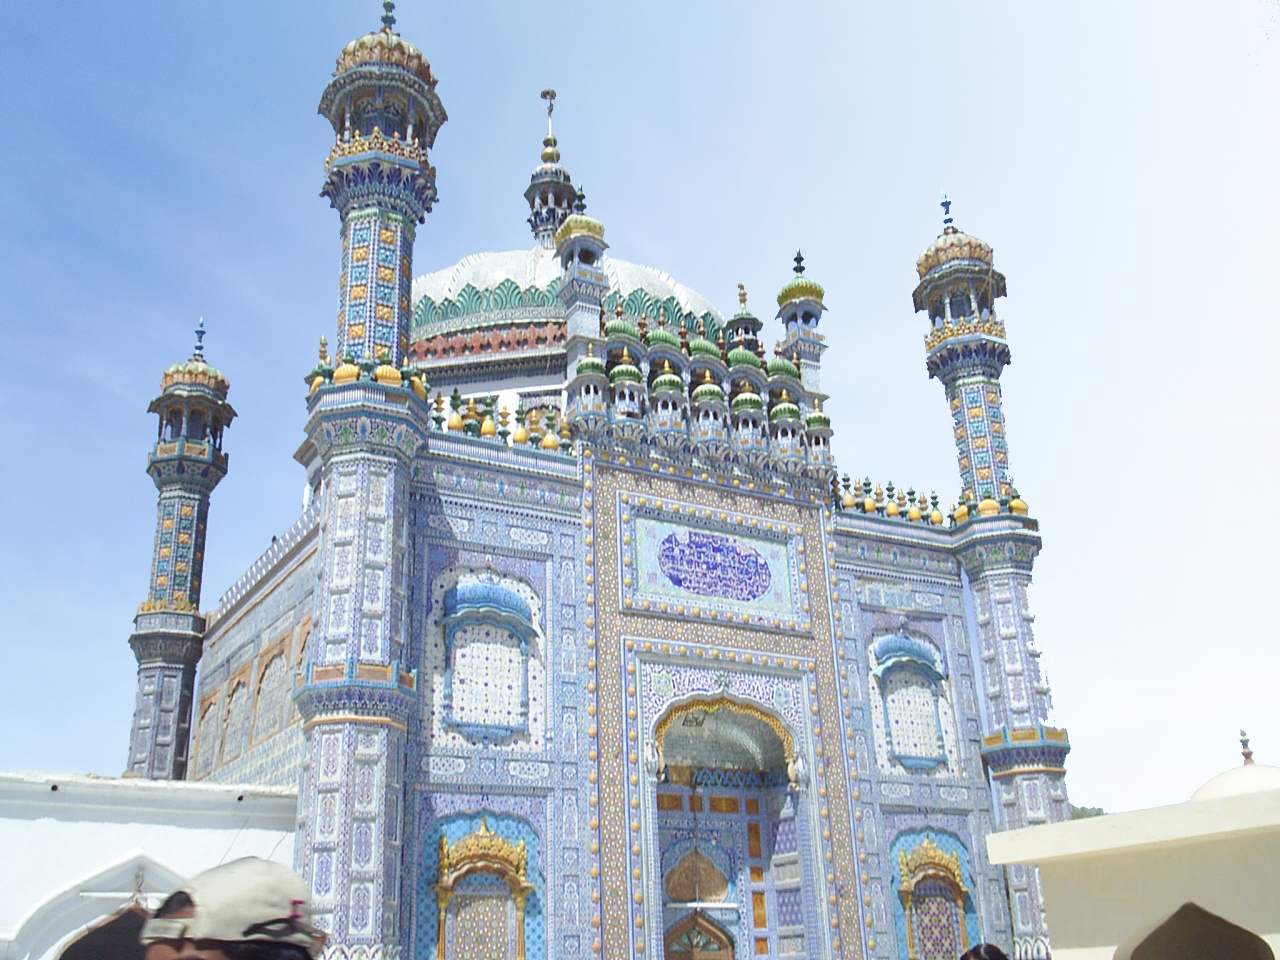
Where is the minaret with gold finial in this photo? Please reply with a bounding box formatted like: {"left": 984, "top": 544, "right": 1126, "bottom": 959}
{"left": 918, "top": 200, "right": 1072, "bottom": 958}
{"left": 126, "top": 320, "right": 235, "bottom": 779}
{"left": 295, "top": 4, "right": 440, "bottom": 951}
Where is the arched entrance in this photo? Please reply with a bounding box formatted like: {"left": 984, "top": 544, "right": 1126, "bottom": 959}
{"left": 652, "top": 696, "right": 808, "bottom": 960}
{"left": 1122, "top": 902, "right": 1273, "bottom": 960}
{"left": 58, "top": 904, "right": 147, "bottom": 960}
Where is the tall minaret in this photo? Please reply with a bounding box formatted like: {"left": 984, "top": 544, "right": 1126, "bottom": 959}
{"left": 295, "top": 3, "right": 442, "bottom": 953}
{"left": 914, "top": 201, "right": 1070, "bottom": 959}
{"left": 126, "top": 321, "right": 235, "bottom": 779}
{"left": 320, "top": 0, "right": 446, "bottom": 364}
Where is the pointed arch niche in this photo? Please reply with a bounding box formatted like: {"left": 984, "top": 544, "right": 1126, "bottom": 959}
{"left": 432, "top": 819, "right": 535, "bottom": 960}
{"left": 651, "top": 695, "right": 811, "bottom": 960}
{"left": 898, "top": 836, "right": 970, "bottom": 960}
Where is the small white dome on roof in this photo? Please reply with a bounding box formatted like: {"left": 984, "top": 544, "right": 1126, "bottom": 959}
{"left": 1189, "top": 763, "right": 1280, "bottom": 802}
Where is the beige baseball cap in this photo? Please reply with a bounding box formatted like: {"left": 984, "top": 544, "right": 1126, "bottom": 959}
{"left": 140, "top": 858, "right": 322, "bottom": 956}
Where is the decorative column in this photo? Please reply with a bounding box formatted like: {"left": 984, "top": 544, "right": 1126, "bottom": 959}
{"left": 294, "top": 6, "right": 443, "bottom": 957}
{"left": 914, "top": 202, "right": 1069, "bottom": 959}
{"left": 775, "top": 252, "right": 827, "bottom": 398}
{"left": 126, "top": 322, "right": 235, "bottom": 779}
{"left": 554, "top": 190, "right": 608, "bottom": 372}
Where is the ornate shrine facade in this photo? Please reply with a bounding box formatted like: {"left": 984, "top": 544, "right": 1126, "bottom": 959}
{"left": 123, "top": 6, "right": 1072, "bottom": 960}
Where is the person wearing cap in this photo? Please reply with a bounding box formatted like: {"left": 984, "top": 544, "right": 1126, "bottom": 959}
{"left": 139, "top": 858, "right": 324, "bottom": 960}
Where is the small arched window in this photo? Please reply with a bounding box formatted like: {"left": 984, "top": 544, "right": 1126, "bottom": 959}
{"left": 948, "top": 287, "right": 971, "bottom": 320}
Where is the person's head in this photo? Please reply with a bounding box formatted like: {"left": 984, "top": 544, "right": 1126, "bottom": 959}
{"left": 139, "top": 858, "right": 323, "bottom": 960}
{"left": 961, "top": 946, "right": 1010, "bottom": 960}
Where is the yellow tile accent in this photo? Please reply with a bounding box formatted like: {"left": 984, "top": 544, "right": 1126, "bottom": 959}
{"left": 353, "top": 246, "right": 368, "bottom": 261}
{"left": 350, "top": 284, "right": 367, "bottom": 300}
{"left": 348, "top": 324, "right": 366, "bottom": 340}
{"left": 375, "top": 304, "right": 393, "bottom": 321}
{"left": 377, "top": 265, "right": 394, "bottom": 283}
{"left": 748, "top": 822, "right": 762, "bottom": 859}
{"left": 755, "top": 938, "right": 769, "bottom": 955}
{"left": 656, "top": 793, "right": 682, "bottom": 811}
{"left": 180, "top": 504, "right": 193, "bottom": 517}
{"left": 380, "top": 227, "right": 395, "bottom": 245}
{"left": 709, "top": 796, "right": 739, "bottom": 814}
{"left": 745, "top": 798, "right": 760, "bottom": 815}
{"left": 750, "top": 866, "right": 764, "bottom": 883}
{"left": 752, "top": 891, "right": 767, "bottom": 927}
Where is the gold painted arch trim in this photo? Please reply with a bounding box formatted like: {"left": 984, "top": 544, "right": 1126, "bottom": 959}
{"left": 653, "top": 694, "right": 798, "bottom": 785}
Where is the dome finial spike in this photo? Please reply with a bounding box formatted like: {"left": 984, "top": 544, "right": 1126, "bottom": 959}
{"left": 793, "top": 251, "right": 805, "bottom": 275}
{"left": 574, "top": 185, "right": 586, "bottom": 214}
{"left": 738, "top": 283, "right": 747, "bottom": 308}
{"left": 193, "top": 317, "right": 206, "bottom": 357}
{"left": 541, "top": 88, "right": 556, "bottom": 138}
{"left": 319, "top": 335, "right": 329, "bottom": 363}
{"left": 941, "top": 192, "right": 954, "bottom": 228}
{"left": 1241, "top": 730, "right": 1255, "bottom": 765}
{"left": 380, "top": 0, "right": 396, "bottom": 32}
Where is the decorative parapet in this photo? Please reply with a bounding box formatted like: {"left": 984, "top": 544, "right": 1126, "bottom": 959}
{"left": 924, "top": 317, "right": 1007, "bottom": 352}
{"left": 324, "top": 127, "right": 434, "bottom": 177}
{"left": 980, "top": 725, "right": 1070, "bottom": 779}
{"left": 834, "top": 476, "right": 946, "bottom": 525}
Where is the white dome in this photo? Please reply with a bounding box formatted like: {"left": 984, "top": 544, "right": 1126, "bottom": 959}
{"left": 1189, "top": 763, "right": 1280, "bottom": 802}
{"left": 410, "top": 245, "right": 723, "bottom": 336}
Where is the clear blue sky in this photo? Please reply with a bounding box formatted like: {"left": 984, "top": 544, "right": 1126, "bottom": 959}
{"left": 0, "top": 0, "right": 1276, "bottom": 813}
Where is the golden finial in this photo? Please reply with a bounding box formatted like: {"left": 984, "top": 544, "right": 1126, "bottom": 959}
{"left": 703, "top": 370, "right": 715, "bottom": 384}
{"left": 434, "top": 391, "right": 445, "bottom": 413}
{"left": 559, "top": 414, "right": 571, "bottom": 439}
{"left": 586, "top": 341, "right": 596, "bottom": 357}
{"left": 616, "top": 299, "right": 624, "bottom": 318}
{"left": 738, "top": 283, "right": 747, "bottom": 308}
{"left": 499, "top": 404, "right": 510, "bottom": 428}
{"left": 319, "top": 336, "right": 329, "bottom": 363}
{"left": 780, "top": 388, "right": 790, "bottom": 402}
{"left": 620, "top": 346, "right": 633, "bottom": 364}
{"left": 662, "top": 359, "right": 673, "bottom": 373}
{"left": 658, "top": 306, "right": 667, "bottom": 328}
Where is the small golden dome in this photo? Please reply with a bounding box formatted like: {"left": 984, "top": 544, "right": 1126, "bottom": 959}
{"left": 512, "top": 423, "right": 529, "bottom": 444}
{"left": 841, "top": 491, "right": 856, "bottom": 509}
{"left": 480, "top": 416, "right": 496, "bottom": 437}
{"left": 862, "top": 496, "right": 876, "bottom": 513}
{"left": 374, "top": 363, "right": 401, "bottom": 386}
{"left": 309, "top": 377, "right": 322, "bottom": 396}
{"left": 1009, "top": 495, "right": 1028, "bottom": 515}
{"left": 540, "top": 428, "right": 560, "bottom": 450}
{"left": 977, "top": 497, "right": 1000, "bottom": 517}
{"left": 930, "top": 508, "right": 944, "bottom": 525}
{"left": 953, "top": 503, "right": 970, "bottom": 524}
{"left": 447, "top": 409, "right": 463, "bottom": 431}
{"left": 886, "top": 501, "right": 899, "bottom": 517}
{"left": 333, "top": 361, "right": 360, "bottom": 385}
{"left": 409, "top": 376, "right": 427, "bottom": 401}
{"left": 907, "top": 505, "right": 922, "bottom": 522}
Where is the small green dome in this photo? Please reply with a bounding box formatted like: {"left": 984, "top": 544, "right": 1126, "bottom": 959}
{"left": 651, "top": 361, "right": 684, "bottom": 393}
{"left": 688, "top": 335, "right": 720, "bottom": 358}
{"left": 806, "top": 408, "right": 831, "bottom": 430}
{"left": 691, "top": 372, "right": 724, "bottom": 404}
{"left": 646, "top": 325, "right": 681, "bottom": 350}
{"left": 577, "top": 352, "right": 606, "bottom": 377}
{"left": 604, "top": 314, "right": 642, "bottom": 341}
{"left": 770, "top": 394, "right": 802, "bottom": 422}
{"left": 609, "top": 349, "right": 643, "bottom": 384}
{"left": 766, "top": 355, "right": 800, "bottom": 379}
{"left": 727, "top": 344, "right": 760, "bottom": 368}
{"left": 731, "top": 385, "right": 763, "bottom": 413}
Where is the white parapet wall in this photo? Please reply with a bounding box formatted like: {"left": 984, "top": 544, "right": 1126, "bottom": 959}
{"left": 0, "top": 770, "right": 297, "bottom": 960}
{"left": 986, "top": 765, "right": 1280, "bottom": 960}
